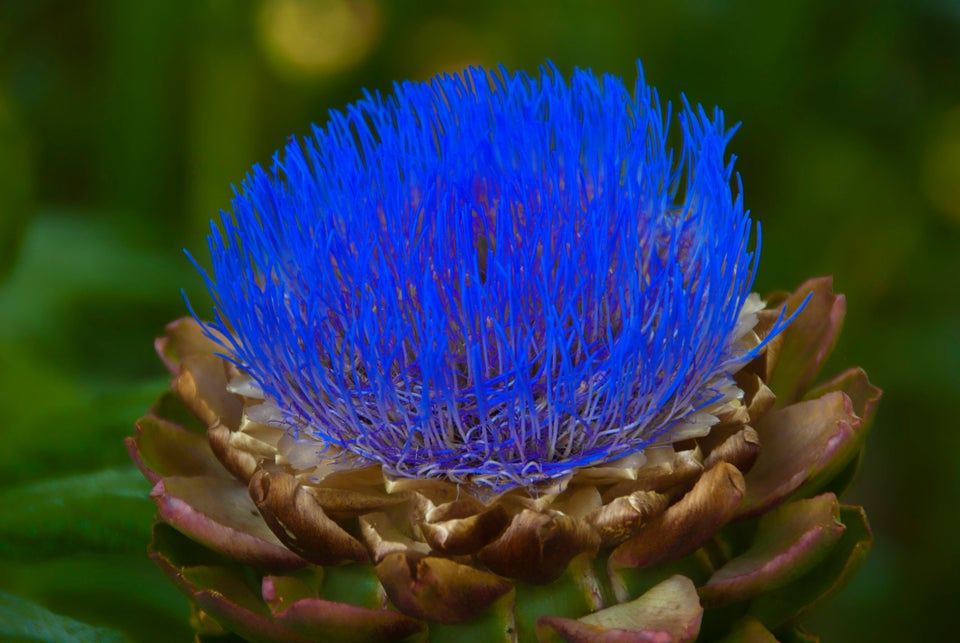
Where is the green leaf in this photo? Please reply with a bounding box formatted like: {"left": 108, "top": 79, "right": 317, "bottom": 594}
{"left": 0, "top": 552, "right": 192, "bottom": 643}
{"left": 0, "top": 213, "right": 187, "bottom": 338}
{"left": 0, "top": 590, "right": 128, "bottom": 643}
{"left": 0, "top": 213, "right": 199, "bottom": 483}
{"left": 0, "top": 339, "right": 169, "bottom": 484}
{"left": 0, "top": 467, "right": 155, "bottom": 557}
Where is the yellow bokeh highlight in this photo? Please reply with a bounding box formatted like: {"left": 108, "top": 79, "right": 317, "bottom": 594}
{"left": 921, "top": 106, "right": 960, "bottom": 225}
{"left": 257, "top": 0, "right": 380, "bottom": 79}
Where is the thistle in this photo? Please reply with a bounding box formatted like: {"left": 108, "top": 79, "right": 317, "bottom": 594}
{"left": 128, "top": 62, "right": 880, "bottom": 642}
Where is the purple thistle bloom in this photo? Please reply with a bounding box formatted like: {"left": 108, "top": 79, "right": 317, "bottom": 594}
{"left": 192, "top": 62, "right": 794, "bottom": 492}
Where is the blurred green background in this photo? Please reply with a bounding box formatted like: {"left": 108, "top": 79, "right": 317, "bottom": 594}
{"left": 1, "top": 0, "right": 957, "bottom": 640}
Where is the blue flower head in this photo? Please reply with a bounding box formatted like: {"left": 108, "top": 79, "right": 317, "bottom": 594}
{"left": 194, "top": 62, "right": 794, "bottom": 493}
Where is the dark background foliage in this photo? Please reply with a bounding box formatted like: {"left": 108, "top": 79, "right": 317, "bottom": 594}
{"left": 1, "top": 1, "right": 957, "bottom": 640}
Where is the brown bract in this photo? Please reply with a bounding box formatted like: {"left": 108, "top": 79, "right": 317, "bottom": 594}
{"left": 249, "top": 468, "right": 370, "bottom": 565}
{"left": 376, "top": 551, "right": 513, "bottom": 624}
{"left": 608, "top": 462, "right": 746, "bottom": 572}
{"left": 478, "top": 509, "right": 602, "bottom": 584}
{"left": 128, "top": 278, "right": 880, "bottom": 641}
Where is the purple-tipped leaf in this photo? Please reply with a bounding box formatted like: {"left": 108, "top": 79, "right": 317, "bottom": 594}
{"left": 152, "top": 475, "right": 306, "bottom": 570}
{"left": 700, "top": 494, "right": 846, "bottom": 606}
{"left": 738, "top": 392, "right": 866, "bottom": 518}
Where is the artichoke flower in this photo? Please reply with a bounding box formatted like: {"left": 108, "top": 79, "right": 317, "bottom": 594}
{"left": 127, "top": 63, "right": 880, "bottom": 642}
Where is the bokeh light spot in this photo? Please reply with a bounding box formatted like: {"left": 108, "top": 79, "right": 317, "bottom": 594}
{"left": 921, "top": 106, "right": 960, "bottom": 225}
{"left": 257, "top": 0, "right": 380, "bottom": 79}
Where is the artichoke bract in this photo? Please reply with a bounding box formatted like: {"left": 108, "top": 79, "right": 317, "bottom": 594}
{"left": 127, "top": 63, "right": 880, "bottom": 642}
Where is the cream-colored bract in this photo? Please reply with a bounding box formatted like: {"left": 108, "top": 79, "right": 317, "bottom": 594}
{"left": 218, "top": 292, "right": 770, "bottom": 498}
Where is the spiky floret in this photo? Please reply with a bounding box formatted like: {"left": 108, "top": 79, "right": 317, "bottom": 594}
{"left": 194, "top": 62, "right": 790, "bottom": 492}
